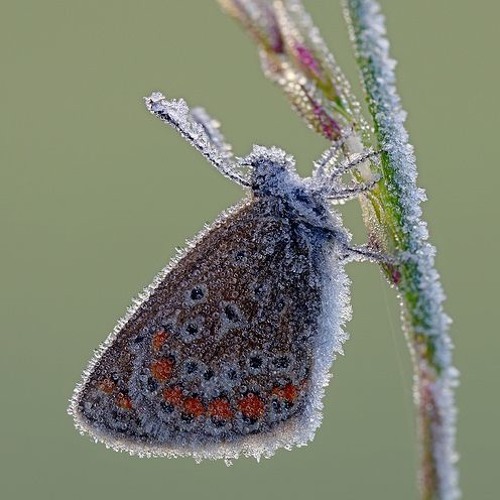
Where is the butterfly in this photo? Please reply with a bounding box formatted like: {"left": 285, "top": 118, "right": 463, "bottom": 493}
{"left": 68, "top": 92, "right": 381, "bottom": 463}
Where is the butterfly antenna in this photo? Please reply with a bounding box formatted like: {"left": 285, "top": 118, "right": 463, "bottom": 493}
{"left": 145, "top": 92, "right": 251, "bottom": 187}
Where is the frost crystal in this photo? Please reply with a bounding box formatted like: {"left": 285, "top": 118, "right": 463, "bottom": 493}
{"left": 345, "top": 1, "right": 459, "bottom": 498}
{"left": 144, "top": 92, "right": 249, "bottom": 187}
{"left": 69, "top": 88, "right": 374, "bottom": 461}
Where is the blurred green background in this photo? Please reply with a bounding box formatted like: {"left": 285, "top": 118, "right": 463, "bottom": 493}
{"left": 1, "top": 1, "right": 497, "bottom": 498}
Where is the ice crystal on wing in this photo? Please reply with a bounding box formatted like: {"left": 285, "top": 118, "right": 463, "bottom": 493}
{"left": 344, "top": 1, "right": 459, "bottom": 498}
{"left": 72, "top": 84, "right": 371, "bottom": 463}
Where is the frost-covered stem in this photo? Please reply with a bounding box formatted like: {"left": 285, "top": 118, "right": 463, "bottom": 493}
{"left": 343, "top": 1, "right": 459, "bottom": 498}
{"left": 218, "top": 0, "right": 459, "bottom": 497}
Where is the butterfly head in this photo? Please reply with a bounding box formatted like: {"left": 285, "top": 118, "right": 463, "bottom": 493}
{"left": 239, "top": 145, "right": 343, "bottom": 234}
{"left": 239, "top": 145, "right": 299, "bottom": 198}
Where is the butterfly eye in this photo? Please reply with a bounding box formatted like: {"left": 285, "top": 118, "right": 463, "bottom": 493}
{"left": 293, "top": 187, "right": 325, "bottom": 217}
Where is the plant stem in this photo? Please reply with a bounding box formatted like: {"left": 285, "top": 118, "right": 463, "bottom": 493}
{"left": 343, "top": 1, "right": 459, "bottom": 498}
{"left": 218, "top": 0, "right": 459, "bottom": 497}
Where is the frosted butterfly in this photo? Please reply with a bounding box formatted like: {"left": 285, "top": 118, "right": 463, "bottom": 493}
{"left": 68, "top": 92, "right": 382, "bottom": 463}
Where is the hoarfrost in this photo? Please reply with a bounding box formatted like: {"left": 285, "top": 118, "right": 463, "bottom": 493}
{"left": 145, "top": 92, "right": 250, "bottom": 187}
{"left": 344, "top": 1, "right": 459, "bottom": 498}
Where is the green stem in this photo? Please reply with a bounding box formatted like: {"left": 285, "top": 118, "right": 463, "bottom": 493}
{"left": 343, "top": 1, "right": 459, "bottom": 498}
{"left": 217, "top": 0, "right": 459, "bottom": 497}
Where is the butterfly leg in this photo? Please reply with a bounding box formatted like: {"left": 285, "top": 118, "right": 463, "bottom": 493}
{"left": 325, "top": 174, "right": 381, "bottom": 202}
{"left": 145, "top": 92, "right": 251, "bottom": 187}
{"left": 326, "top": 149, "right": 382, "bottom": 183}
{"left": 312, "top": 127, "right": 354, "bottom": 180}
{"left": 315, "top": 144, "right": 392, "bottom": 264}
{"left": 339, "top": 243, "right": 397, "bottom": 264}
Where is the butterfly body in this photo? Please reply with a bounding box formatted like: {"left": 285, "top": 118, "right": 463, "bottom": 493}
{"left": 68, "top": 92, "right": 378, "bottom": 462}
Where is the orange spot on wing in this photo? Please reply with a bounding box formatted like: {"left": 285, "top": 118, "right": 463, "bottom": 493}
{"left": 116, "top": 393, "right": 133, "bottom": 410}
{"left": 152, "top": 329, "right": 169, "bottom": 351}
{"left": 238, "top": 393, "right": 265, "bottom": 419}
{"left": 163, "top": 386, "right": 184, "bottom": 406}
{"left": 208, "top": 398, "right": 233, "bottom": 420}
{"left": 150, "top": 358, "right": 173, "bottom": 381}
{"left": 97, "top": 379, "right": 115, "bottom": 394}
{"left": 183, "top": 397, "right": 205, "bottom": 417}
{"left": 272, "top": 383, "right": 299, "bottom": 402}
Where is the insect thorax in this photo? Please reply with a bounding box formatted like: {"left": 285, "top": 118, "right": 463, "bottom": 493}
{"left": 244, "top": 145, "right": 346, "bottom": 240}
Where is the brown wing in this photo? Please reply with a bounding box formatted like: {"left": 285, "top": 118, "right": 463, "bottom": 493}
{"left": 70, "top": 198, "right": 329, "bottom": 460}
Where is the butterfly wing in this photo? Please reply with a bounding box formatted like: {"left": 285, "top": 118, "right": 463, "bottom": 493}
{"left": 69, "top": 198, "right": 350, "bottom": 461}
